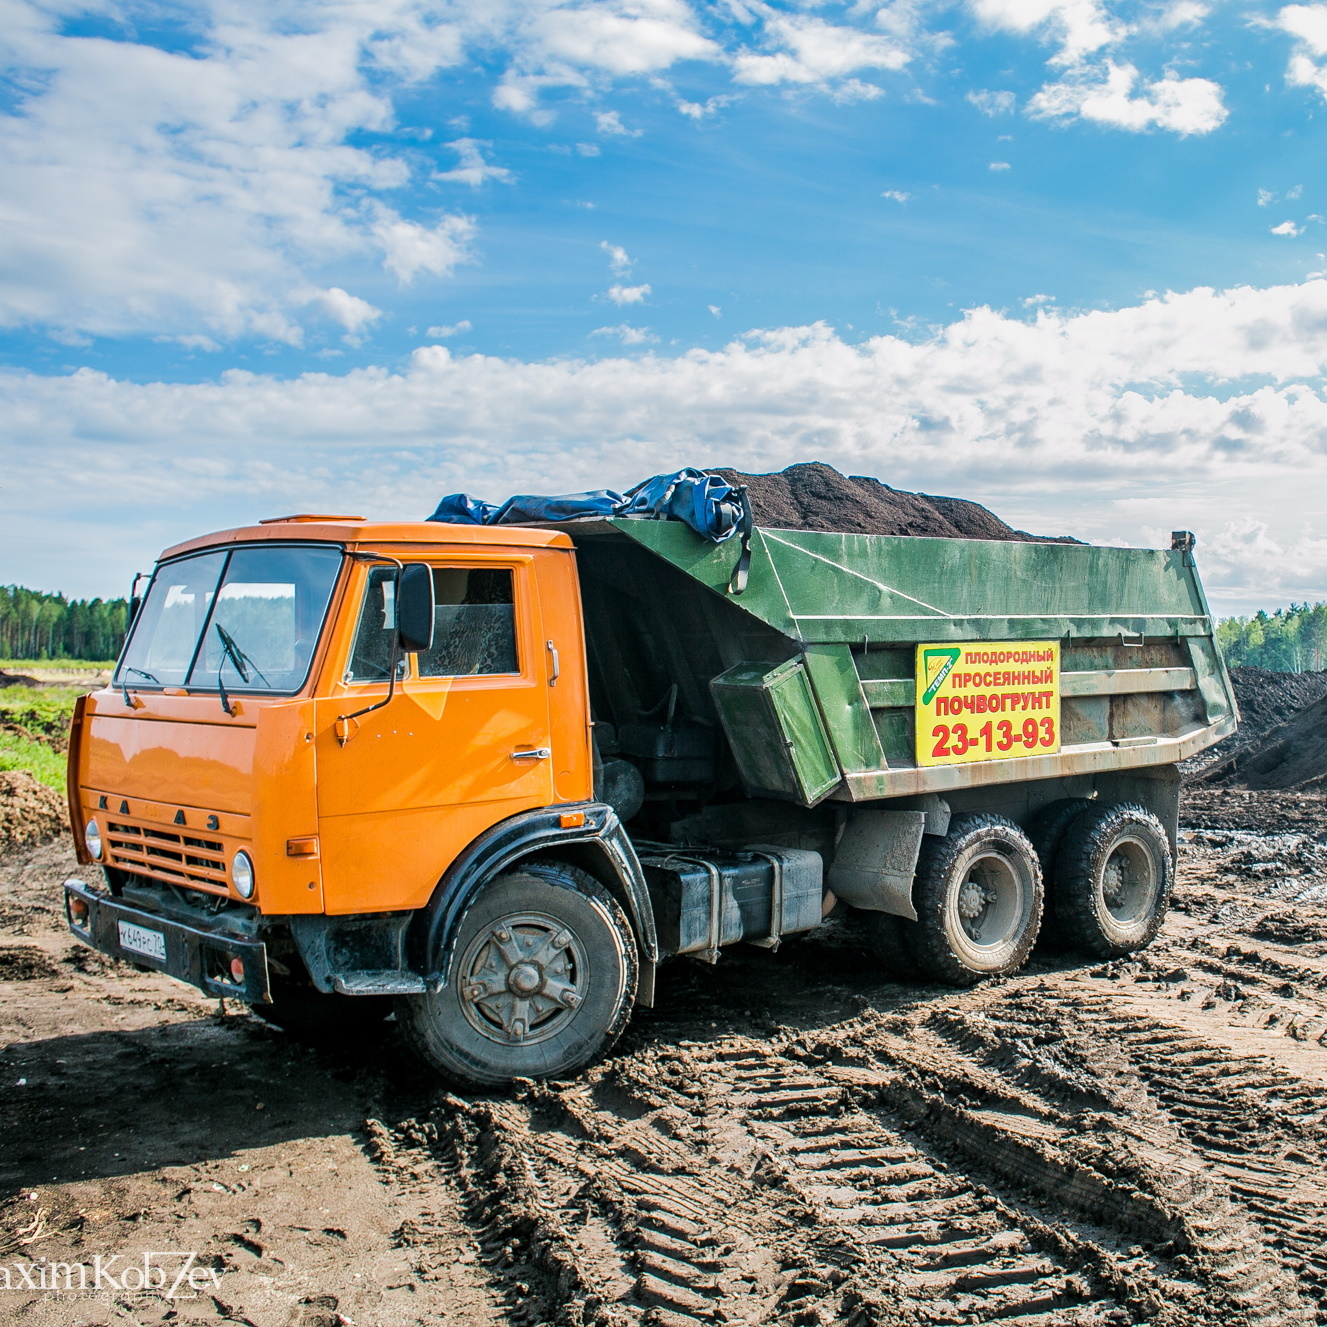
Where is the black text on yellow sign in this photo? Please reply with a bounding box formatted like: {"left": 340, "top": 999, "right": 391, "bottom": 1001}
{"left": 915, "top": 641, "right": 1061, "bottom": 767}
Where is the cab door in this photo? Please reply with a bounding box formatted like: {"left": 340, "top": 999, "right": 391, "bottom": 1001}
{"left": 314, "top": 553, "right": 554, "bottom": 914}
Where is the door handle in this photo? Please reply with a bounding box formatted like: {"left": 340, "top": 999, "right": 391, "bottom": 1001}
{"left": 512, "top": 747, "right": 552, "bottom": 761}
{"left": 546, "top": 639, "right": 560, "bottom": 686}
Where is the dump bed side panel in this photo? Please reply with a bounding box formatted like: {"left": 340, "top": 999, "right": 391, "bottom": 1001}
{"left": 599, "top": 520, "right": 1236, "bottom": 804}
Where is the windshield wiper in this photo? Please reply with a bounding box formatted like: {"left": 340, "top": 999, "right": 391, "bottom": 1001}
{"left": 215, "top": 624, "right": 270, "bottom": 716}
{"left": 120, "top": 665, "right": 160, "bottom": 708}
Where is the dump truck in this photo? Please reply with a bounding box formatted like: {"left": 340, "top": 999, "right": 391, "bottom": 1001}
{"left": 63, "top": 510, "right": 1236, "bottom": 1085}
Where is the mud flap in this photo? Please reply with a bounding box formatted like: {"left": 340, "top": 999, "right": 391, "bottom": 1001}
{"left": 827, "top": 809, "right": 927, "bottom": 920}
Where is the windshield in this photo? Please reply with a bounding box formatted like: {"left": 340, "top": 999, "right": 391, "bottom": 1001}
{"left": 116, "top": 544, "right": 343, "bottom": 694}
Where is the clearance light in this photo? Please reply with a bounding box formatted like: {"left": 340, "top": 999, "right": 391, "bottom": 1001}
{"left": 232, "top": 850, "right": 255, "bottom": 900}
{"left": 559, "top": 811, "right": 586, "bottom": 829}
{"left": 84, "top": 819, "right": 102, "bottom": 860}
{"left": 68, "top": 895, "right": 90, "bottom": 927}
{"left": 229, "top": 957, "right": 245, "bottom": 983}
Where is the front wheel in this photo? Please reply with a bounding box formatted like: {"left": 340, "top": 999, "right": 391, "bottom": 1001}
{"left": 908, "top": 814, "right": 1043, "bottom": 986}
{"left": 396, "top": 862, "right": 637, "bottom": 1088}
{"left": 1052, "top": 803, "right": 1171, "bottom": 958}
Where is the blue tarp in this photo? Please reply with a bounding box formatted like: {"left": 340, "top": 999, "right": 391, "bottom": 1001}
{"left": 426, "top": 468, "right": 747, "bottom": 544}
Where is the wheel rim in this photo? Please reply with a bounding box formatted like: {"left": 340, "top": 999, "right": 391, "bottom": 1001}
{"left": 1099, "top": 836, "right": 1159, "bottom": 925}
{"left": 950, "top": 852, "right": 1024, "bottom": 953}
{"left": 457, "top": 910, "right": 588, "bottom": 1047}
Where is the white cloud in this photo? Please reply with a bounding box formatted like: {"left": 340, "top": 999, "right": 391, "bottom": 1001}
{"left": 434, "top": 139, "right": 515, "bottom": 187}
{"left": 990, "top": 160, "right": 1012, "bottom": 170}
{"left": 605, "top": 283, "right": 652, "bottom": 304}
{"left": 708, "top": 304, "right": 722, "bottom": 316}
{"left": 308, "top": 287, "right": 382, "bottom": 339}
{"left": 1028, "top": 62, "right": 1227, "bottom": 134}
{"left": 1278, "top": 4, "right": 1327, "bottom": 98}
{"left": 595, "top": 110, "right": 641, "bottom": 137}
{"left": 882, "top": 190, "right": 912, "bottom": 202}
{"left": 677, "top": 94, "right": 735, "bottom": 118}
{"left": 732, "top": 14, "right": 908, "bottom": 88}
{"left": 968, "top": 0, "right": 1121, "bottom": 65}
{"left": 968, "top": 88, "right": 1017, "bottom": 115}
{"left": 17, "top": 279, "right": 1327, "bottom": 608}
{"left": 1259, "top": 188, "right": 1276, "bottom": 206}
{"left": 520, "top": 1, "right": 720, "bottom": 76}
{"left": 0, "top": 1, "right": 488, "bottom": 344}
{"left": 1023, "top": 293, "right": 1055, "bottom": 305}
{"left": 590, "top": 323, "right": 657, "bottom": 343}
{"left": 601, "top": 242, "right": 634, "bottom": 274}
{"left": 425, "top": 320, "right": 472, "bottom": 339}
{"left": 371, "top": 211, "right": 476, "bottom": 285}
{"left": 577, "top": 142, "right": 602, "bottom": 156}
{"left": 1272, "top": 220, "right": 1304, "bottom": 235}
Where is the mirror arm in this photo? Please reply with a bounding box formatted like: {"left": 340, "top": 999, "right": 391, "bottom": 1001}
{"left": 336, "top": 555, "right": 405, "bottom": 745}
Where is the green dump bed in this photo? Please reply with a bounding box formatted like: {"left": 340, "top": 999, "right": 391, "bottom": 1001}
{"left": 565, "top": 518, "right": 1237, "bottom": 807}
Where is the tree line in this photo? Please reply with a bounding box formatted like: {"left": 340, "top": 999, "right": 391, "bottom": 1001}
{"left": 1216, "top": 603, "right": 1327, "bottom": 673}
{"left": 0, "top": 585, "right": 129, "bottom": 662}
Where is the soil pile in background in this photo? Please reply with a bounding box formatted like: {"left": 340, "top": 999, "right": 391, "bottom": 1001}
{"left": 709, "top": 462, "right": 1082, "bottom": 543}
{"left": 1225, "top": 667, "right": 1327, "bottom": 751}
{"left": 0, "top": 770, "right": 65, "bottom": 849}
{"left": 0, "top": 669, "right": 40, "bottom": 688}
{"left": 1201, "top": 687, "right": 1327, "bottom": 790}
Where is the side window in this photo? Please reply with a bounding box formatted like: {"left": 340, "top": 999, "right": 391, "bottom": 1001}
{"left": 345, "top": 567, "right": 405, "bottom": 683}
{"left": 418, "top": 567, "right": 519, "bottom": 678}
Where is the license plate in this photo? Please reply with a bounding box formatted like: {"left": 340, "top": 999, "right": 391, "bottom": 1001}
{"left": 117, "top": 920, "right": 166, "bottom": 963}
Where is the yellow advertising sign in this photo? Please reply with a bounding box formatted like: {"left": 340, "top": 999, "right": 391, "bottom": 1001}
{"left": 915, "top": 641, "right": 1060, "bottom": 767}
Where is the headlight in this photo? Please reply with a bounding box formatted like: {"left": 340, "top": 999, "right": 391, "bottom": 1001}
{"left": 232, "top": 850, "right": 255, "bottom": 900}
{"left": 84, "top": 819, "right": 102, "bottom": 860}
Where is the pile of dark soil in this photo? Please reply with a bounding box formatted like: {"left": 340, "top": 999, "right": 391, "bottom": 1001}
{"left": 1225, "top": 667, "right": 1327, "bottom": 750}
{"left": 710, "top": 462, "right": 1081, "bottom": 543}
{"left": 1201, "top": 690, "right": 1327, "bottom": 791}
{"left": 0, "top": 771, "right": 65, "bottom": 849}
{"left": 0, "top": 669, "right": 39, "bottom": 687}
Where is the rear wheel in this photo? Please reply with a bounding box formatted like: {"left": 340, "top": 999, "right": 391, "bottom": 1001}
{"left": 397, "top": 862, "right": 637, "bottom": 1088}
{"left": 1053, "top": 803, "right": 1171, "bottom": 958}
{"left": 907, "top": 814, "right": 1043, "bottom": 986}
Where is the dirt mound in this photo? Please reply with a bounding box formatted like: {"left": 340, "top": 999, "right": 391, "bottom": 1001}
{"left": 1227, "top": 667, "right": 1327, "bottom": 748}
{"left": 0, "top": 669, "right": 40, "bottom": 687}
{"left": 0, "top": 770, "right": 66, "bottom": 848}
{"left": 709, "top": 461, "right": 1082, "bottom": 542}
{"left": 1201, "top": 690, "right": 1327, "bottom": 790}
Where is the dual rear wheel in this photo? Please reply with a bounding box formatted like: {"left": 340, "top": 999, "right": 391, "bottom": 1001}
{"left": 863, "top": 802, "right": 1172, "bottom": 985}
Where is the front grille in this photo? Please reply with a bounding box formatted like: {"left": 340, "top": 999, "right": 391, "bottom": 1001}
{"left": 106, "top": 821, "right": 229, "bottom": 892}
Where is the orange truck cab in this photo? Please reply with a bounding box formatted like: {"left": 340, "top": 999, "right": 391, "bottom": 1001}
{"left": 65, "top": 510, "right": 1220, "bottom": 1085}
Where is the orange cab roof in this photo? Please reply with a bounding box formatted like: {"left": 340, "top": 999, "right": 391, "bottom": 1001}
{"left": 160, "top": 518, "right": 576, "bottom": 561}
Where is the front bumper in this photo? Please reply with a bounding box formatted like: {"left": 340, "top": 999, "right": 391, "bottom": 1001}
{"left": 64, "top": 878, "right": 271, "bottom": 1004}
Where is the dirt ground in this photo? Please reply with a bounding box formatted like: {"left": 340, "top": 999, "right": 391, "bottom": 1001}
{"left": 4, "top": 787, "right": 1327, "bottom": 1327}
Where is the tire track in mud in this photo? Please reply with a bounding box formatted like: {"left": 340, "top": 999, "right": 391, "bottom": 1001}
{"left": 802, "top": 980, "right": 1320, "bottom": 1324}
{"left": 418, "top": 1026, "right": 1301, "bottom": 1327}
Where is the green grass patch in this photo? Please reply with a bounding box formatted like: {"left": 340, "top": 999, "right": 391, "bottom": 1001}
{"left": 0, "top": 685, "right": 83, "bottom": 739}
{"left": 0, "top": 728, "right": 65, "bottom": 790}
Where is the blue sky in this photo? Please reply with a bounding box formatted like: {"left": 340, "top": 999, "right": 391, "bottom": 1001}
{"left": 4, "top": 0, "right": 1327, "bottom": 613}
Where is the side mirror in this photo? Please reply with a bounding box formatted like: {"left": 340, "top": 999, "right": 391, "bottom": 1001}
{"left": 396, "top": 564, "right": 435, "bottom": 654}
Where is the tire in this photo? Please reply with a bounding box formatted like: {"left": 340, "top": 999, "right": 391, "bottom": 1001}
{"left": 906, "top": 814, "right": 1043, "bottom": 986}
{"left": 250, "top": 979, "right": 392, "bottom": 1041}
{"left": 1053, "top": 803, "right": 1172, "bottom": 959}
{"left": 396, "top": 862, "right": 637, "bottom": 1089}
{"left": 1025, "top": 797, "right": 1094, "bottom": 949}
{"left": 856, "top": 909, "right": 921, "bottom": 980}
